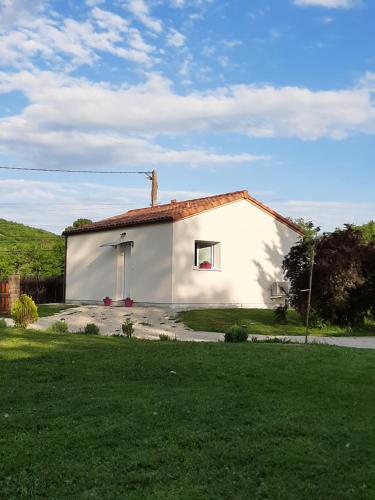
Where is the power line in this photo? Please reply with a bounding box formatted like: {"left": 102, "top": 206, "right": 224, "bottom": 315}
{"left": 0, "top": 202, "right": 139, "bottom": 206}
{"left": 0, "top": 166, "right": 152, "bottom": 175}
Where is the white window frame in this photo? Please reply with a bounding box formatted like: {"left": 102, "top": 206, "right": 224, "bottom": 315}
{"left": 194, "top": 241, "right": 220, "bottom": 271}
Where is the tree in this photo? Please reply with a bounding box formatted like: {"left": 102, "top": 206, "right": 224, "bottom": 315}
{"left": 0, "top": 219, "right": 64, "bottom": 279}
{"left": 352, "top": 240, "right": 375, "bottom": 320}
{"left": 354, "top": 221, "right": 375, "bottom": 243}
{"left": 64, "top": 219, "right": 93, "bottom": 233}
{"left": 287, "top": 217, "right": 320, "bottom": 241}
{"left": 283, "top": 226, "right": 374, "bottom": 327}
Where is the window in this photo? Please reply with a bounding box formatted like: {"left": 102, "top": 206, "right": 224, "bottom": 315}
{"left": 194, "top": 241, "right": 220, "bottom": 270}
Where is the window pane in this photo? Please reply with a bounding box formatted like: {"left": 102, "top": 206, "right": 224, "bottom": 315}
{"left": 196, "top": 242, "right": 213, "bottom": 268}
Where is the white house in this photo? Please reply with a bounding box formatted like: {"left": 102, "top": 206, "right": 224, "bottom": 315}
{"left": 63, "top": 190, "right": 302, "bottom": 308}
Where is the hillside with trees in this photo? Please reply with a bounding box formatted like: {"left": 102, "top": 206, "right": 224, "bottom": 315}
{"left": 0, "top": 219, "right": 64, "bottom": 280}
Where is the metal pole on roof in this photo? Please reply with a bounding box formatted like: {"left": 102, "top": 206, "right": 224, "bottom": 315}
{"left": 151, "top": 169, "right": 158, "bottom": 207}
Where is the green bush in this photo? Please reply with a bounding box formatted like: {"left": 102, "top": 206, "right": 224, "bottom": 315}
{"left": 273, "top": 305, "right": 288, "bottom": 324}
{"left": 48, "top": 321, "right": 69, "bottom": 334}
{"left": 159, "top": 334, "right": 171, "bottom": 341}
{"left": 0, "top": 318, "right": 7, "bottom": 328}
{"left": 11, "top": 294, "right": 38, "bottom": 328}
{"left": 308, "top": 310, "right": 327, "bottom": 329}
{"left": 224, "top": 325, "right": 249, "bottom": 343}
{"left": 84, "top": 323, "right": 100, "bottom": 335}
{"left": 251, "top": 335, "right": 291, "bottom": 344}
{"left": 263, "top": 337, "right": 291, "bottom": 344}
{"left": 122, "top": 319, "right": 134, "bottom": 338}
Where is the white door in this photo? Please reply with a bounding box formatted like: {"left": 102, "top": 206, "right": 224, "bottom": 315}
{"left": 123, "top": 244, "right": 131, "bottom": 298}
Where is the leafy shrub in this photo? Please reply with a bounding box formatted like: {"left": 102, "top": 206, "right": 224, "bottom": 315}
{"left": 263, "top": 336, "right": 291, "bottom": 344}
{"left": 48, "top": 320, "right": 69, "bottom": 334}
{"left": 273, "top": 304, "right": 288, "bottom": 324}
{"left": 0, "top": 318, "right": 7, "bottom": 328}
{"left": 251, "top": 335, "right": 290, "bottom": 344}
{"left": 159, "top": 334, "right": 171, "bottom": 341}
{"left": 122, "top": 319, "right": 134, "bottom": 338}
{"left": 224, "top": 324, "right": 249, "bottom": 343}
{"left": 308, "top": 310, "right": 327, "bottom": 329}
{"left": 11, "top": 294, "right": 38, "bottom": 328}
{"left": 84, "top": 323, "right": 100, "bottom": 335}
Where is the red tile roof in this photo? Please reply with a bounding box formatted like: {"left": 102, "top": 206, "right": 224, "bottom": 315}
{"left": 63, "top": 190, "right": 303, "bottom": 236}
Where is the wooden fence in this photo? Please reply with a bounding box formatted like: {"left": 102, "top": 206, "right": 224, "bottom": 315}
{"left": 21, "top": 276, "right": 64, "bottom": 304}
{"left": 0, "top": 281, "right": 9, "bottom": 314}
{"left": 0, "top": 276, "right": 63, "bottom": 314}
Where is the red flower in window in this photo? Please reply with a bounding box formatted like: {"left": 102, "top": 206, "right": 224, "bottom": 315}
{"left": 199, "top": 261, "right": 212, "bottom": 269}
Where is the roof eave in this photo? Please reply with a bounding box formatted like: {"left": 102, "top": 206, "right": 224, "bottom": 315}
{"left": 63, "top": 217, "right": 173, "bottom": 236}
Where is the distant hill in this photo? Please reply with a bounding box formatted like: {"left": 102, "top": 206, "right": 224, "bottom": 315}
{"left": 0, "top": 219, "right": 64, "bottom": 279}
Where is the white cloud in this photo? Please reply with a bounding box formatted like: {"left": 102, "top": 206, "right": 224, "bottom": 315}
{"left": 0, "top": 6, "right": 156, "bottom": 69}
{"left": 91, "top": 7, "right": 129, "bottom": 31}
{"left": 1, "top": 69, "right": 375, "bottom": 170}
{"left": 125, "top": 0, "right": 163, "bottom": 33}
{"left": 167, "top": 28, "right": 186, "bottom": 47}
{"left": 86, "top": 0, "right": 105, "bottom": 6}
{"left": 0, "top": 71, "right": 269, "bottom": 167}
{"left": 189, "top": 12, "right": 204, "bottom": 20}
{"left": 360, "top": 72, "right": 375, "bottom": 91}
{"left": 0, "top": 125, "right": 268, "bottom": 167}
{"left": 202, "top": 45, "right": 215, "bottom": 57}
{"left": 274, "top": 200, "right": 375, "bottom": 231}
{"left": 218, "top": 55, "right": 230, "bottom": 68}
{"left": 2, "top": 179, "right": 373, "bottom": 233}
{"left": 294, "top": 0, "right": 360, "bottom": 8}
{"left": 170, "top": 0, "right": 185, "bottom": 7}
{"left": 223, "top": 40, "right": 242, "bottom": 48}
{"left": 2, "top": 70, "right": 374, "bottom": 141}
{"left": 0, "top": 0, "right": 46, "bottom": 29}
{"left": 322, "top": 16, "right": 335, "bottom": 22}
{"left": 179, "top": 57, "right": 192, "bottom": 77}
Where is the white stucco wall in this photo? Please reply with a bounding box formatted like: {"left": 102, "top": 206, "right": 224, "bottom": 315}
{"left": 65, "top": 199, "right": 300, "bottom": 307}
{"left": 171, "top": 199, "right": 300, "bottom": 308}
{"left": 65, "top": 222, "right": 173, "bottom": 304}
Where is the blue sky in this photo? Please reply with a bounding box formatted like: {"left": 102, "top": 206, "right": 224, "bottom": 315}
{"left": 0, "top": 0, "right": 374, "bottom": 233}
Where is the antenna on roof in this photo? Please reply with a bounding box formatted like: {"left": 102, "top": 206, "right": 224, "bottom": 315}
{"left": 150, "top": 169, "right": 158, "bottom": 207}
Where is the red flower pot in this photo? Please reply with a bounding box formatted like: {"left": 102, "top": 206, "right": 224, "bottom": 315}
{"left": 199, "top": 261, "right": 212, "bottom": 269}
{"left": 103, "top": 297, "right": 112, "bottom": 306}
{"left": 124, "top": 297, "right": 134, "bottom": 307}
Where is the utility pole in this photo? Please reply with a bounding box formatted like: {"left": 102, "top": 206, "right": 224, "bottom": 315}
{"left": 151, "top": 169, "right": 158, "bottom": 207}
{"left": 304, "top": 242, "right": 315, "bottom": 345}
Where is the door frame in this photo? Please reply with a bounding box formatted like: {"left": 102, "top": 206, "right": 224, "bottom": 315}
{"left": 123, "top": 243, "right": 132, "bottom": 299}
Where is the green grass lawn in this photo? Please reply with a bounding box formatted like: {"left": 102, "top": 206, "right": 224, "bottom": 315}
{"left": 1, "top": 326, "right": 375, "bottom": 499}
{"left": 37, "top": 303, "right": 77, "bottom": 317}
{"left": 178, "top": 308, "right": 375, "bottom": 336}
